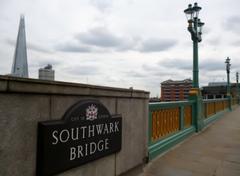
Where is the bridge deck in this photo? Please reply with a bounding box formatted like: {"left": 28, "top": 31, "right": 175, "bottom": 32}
{"left": 141, "top": 106, "right": 240, "bottom": 176}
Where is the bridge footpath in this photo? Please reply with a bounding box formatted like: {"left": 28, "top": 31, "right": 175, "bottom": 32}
{"left": 140, "top": 106, "right": 240, "bottom": 176}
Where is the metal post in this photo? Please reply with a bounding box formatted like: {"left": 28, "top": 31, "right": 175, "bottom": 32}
{"left": 180, "top": 106, "right": 184, "bottom": 130}
{"left": 227, "top": 70, "right": 230, "bottom": 96}
{"left": 236, "top": 72, "right": 239, "bottom": 104}
{"left": 184, "top": 3, "right": 204, "bottom": 132}
{"left": 193, "top": 29, "right": 199, "bottom": 88}
{"left": 225, "top": 57, "right": 232, "bottom": 110}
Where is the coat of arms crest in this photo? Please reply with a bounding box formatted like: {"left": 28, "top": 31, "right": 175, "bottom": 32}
{"left": 86, "top": 104, "right": 98, "bottom": 120}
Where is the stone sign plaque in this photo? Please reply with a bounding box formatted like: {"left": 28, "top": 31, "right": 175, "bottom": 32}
{"left": 36, "top": 99, "right": 122, "bottom": 176}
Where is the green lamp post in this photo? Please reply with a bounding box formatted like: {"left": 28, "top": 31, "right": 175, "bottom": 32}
{"left": 236, "top": 72, "right": 239, "bottom": 104}
{"left": 184, "top": 2, "right": 204, "bottom": 88}
{"left": 225, "top": 57, "right": 232, "bottom": 110}
{"left": 184, "top": 3, "right": 204, "bottom": 132}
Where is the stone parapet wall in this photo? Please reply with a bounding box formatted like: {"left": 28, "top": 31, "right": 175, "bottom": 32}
{"left": 0, "top": 76, "right": 149, "bottom": 176}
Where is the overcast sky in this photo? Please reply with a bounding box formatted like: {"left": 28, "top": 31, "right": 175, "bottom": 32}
{"left": 1, "top": 0, "right": 240, "bottom": 96}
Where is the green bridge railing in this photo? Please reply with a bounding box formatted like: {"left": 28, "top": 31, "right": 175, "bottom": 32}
{"left": 148, "top": 97, "right": 239, "bottom": 160}
{"left": 202, "top": 98, "right": 229, "bottom": 126}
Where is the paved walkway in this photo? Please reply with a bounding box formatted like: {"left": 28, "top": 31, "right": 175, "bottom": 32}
{"left": 141, "top": 106, "right": 240, "bottom": 176}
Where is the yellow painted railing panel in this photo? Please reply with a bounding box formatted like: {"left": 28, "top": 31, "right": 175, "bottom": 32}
{"left": 206, "top": 102, "right": 215, "bottom": 117}
{"left": 184, "top": 106, "right": 192, "bottom": 128}
{"left": 151, "top": 107, "right": 180, "bottom": 142}
{"left": 204, "top": 99, "right": 229, "bottom": 119}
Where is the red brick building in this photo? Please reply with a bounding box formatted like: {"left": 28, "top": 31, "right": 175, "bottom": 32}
{"left": 161, "top": 79, "right": 192, "bottom": 101}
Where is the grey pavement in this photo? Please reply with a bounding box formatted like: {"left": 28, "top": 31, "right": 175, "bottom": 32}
{"left": 140, "top": 106, "right": 240, "bottom": 176}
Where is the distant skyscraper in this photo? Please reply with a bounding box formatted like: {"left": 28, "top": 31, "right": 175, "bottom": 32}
{"left": 11, "top": 15, "right": 29, "bottom": 78}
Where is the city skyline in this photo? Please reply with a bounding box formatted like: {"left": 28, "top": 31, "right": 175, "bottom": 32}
{"left": 1, "top": 0, "right": 240, "bottom": 96}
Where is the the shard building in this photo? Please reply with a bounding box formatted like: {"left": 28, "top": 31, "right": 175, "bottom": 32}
{"left": 11, "top": 15, "right": 29, "bottom": 78}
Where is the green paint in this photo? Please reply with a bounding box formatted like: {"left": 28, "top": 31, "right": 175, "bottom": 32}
{"left": 148, "top": 101, "right": 195, "bottom": 160}
{"left": 236, "top": 72, "right": 239, "bottom": 104}
{"left": 203, "top": 109, "right": 229, "bottom": 127}
{"left": 180, "top": 106, "right": 184, "bottom": 130}
{"left": 148, "top": 98, "right": 236, "bottom": 161}
{"left": 148, "top": 127, "right": 195, "bottom": 160}
{"left": 228, "top": 95, "right": 232, "bottom": 111}
{"left": 226, "top": 58, "right": 232, "bottom": 111}
{"left": 188, "top": 90, "right": 204, "bottom": 132}
{"left": 149, "top": 101, "right": 194, "bottom": 111}
{"left": 193, "top": 18, "right": 199, "bottom": 88}
{"left": 148, "top": 111, "right": 152, "bottom": 145}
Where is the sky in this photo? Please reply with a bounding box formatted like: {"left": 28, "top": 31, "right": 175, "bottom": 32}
{"left": 1, "top": 0, "right": 240, "bottom": 97}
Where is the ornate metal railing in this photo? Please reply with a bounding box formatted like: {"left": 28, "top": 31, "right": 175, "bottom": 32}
{"left": 203, "top": 99, "right": 228, "bottom": 119}
{"left": 148, "top": 97, "right": 239, "bottom": 160}
{"left": 151, "top": 107, "right": 179, "bottom": 141}
{"left": 148, "top": 101, "right": 195, "bottom": 160}
{"left": 184, "top": 105, "right": 192, "bottom": 128}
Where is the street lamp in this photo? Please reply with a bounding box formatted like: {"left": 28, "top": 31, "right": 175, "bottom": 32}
{"left": 236, "top": 72, "right": 239, "bottom": 104}
{"left": 237, "top": 72, "right": 239, "bottom": 83}
{"left": 184, "top": 3, "right": 205, "bottom": 132}
{"left": 225, "top": 57, "right": 231, "bottom": 94}
{"left": 225, "top": 57, "right": 232, "bottom": 110}
{"left": 184, "top": 2, "right": 204, "bottom": 88}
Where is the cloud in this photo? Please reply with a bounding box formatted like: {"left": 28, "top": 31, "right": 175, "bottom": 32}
{"left": 29, "top": 57, "right": 62, "bottom": 68}
{"left": 158, "top": 58, "right": 192, "bottom": 70}
{"left": 199, "top": 60, "right": 225, "bottom": 71}
{"left": 156, "top": 58, "right": 236, "bottom": 72}
{"left": 206, "top": 37, "right": 221, "bottom": 46}
{"left": 56, "top": 27, "right": 137, "bottom": 53}
{"left": 142, "top": 64, "right": 159, "bottom": 72}
{"left": 231, "top": 40, "right": 240, "bottom": 46}
{"left": 199, "top": 58, "right": 240, "bottom": 72}
{"left": 123, "top": 70, "right": 147, "bottom": 78}
{"left": 139, "top": 39, "right": 177, "bottom": 52}
{"left": 56, "top": 26, "right": 176, "bottom": 53}
{"left": 76, "top": 27, "right": 125, "bottom": 48}
{"left": 28, "top": 43, "right": 52, "bottom": 53}
{"left": 202, "top": 27, "right": 211, "bottom": 35}
{"left": 223, "top": 16, "right": 240, "bottom": 34}
{"left": 141, "top": 63, "right": 187, "bottom": 77}
{"left": 56, "top": 42, "right": 92, "bottom": 53}
{"left": 5, "top": 38, "right": 51, "bottom": 53}
{"left": 64, "top": 65, "right": 100, "bottom": 75}
{"left": 90, "top": 0, "right": 113, "bottom": 12}
{"left": 5, "top": 38, "right": 15, "bottom": 46}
